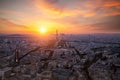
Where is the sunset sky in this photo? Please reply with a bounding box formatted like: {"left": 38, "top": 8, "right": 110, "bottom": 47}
{"left": 0, "top": 0, "right": 120, "bottom": 34}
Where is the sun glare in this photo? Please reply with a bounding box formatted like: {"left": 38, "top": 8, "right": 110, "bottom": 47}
{"left": 40, "top": 27, "right": 47, "bottom": 33}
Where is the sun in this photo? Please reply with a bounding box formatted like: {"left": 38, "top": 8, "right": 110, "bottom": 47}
{"left": 39, "top": 27, "right": 47, "bottom": 33}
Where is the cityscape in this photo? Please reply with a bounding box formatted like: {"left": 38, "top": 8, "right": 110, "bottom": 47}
{"left": 0, "top": 34, "right": 120, "bottom": 80}
{"left": 0, "top": 0, "right": 120, "bottom": 80}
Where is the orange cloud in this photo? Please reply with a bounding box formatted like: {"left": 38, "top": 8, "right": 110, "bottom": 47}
{"left": 35, "top": 0, "right": 120, "bottom": 19}
{"left": 101, "top": 11, "right": 120, "bottom": 17}
{"left": 35, "top": 0, "right": 97, "bottom": 18}
{"left": 0, "top": 18, "right": 30, "bottom": 34}
{"left": 104, "top": 1, "right": 120, "bottom": 8}
{"left": 35, "top": 0, "right": 61, "bottom": 14}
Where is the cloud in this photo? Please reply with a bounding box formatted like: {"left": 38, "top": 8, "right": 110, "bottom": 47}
{"left": 36, "top": 0, "right": 62, "bottom": 13}
{"left": 104, "top": 0, "right": 120, "bottom": 8}
{"left": 35, "top": 0, "right": 120, "bottom": 18}
{"left": 0, "top": 18, "right": 28, "bottom": 34}
{"left": 55, "top": 15, "right": 120, "bottom": 33}
{"left": 89, "top": 15, "right": 120, "bottom": 32}
{"left": 35, "top": 0, "right": 82, "bottom": 18}
{"left": 0, "top": 18, "right": 27, "bottom": 28}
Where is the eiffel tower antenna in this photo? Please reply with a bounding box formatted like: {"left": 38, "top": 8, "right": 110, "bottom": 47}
{"left": 56, "top": 29, "right": 59, "bottom": 41}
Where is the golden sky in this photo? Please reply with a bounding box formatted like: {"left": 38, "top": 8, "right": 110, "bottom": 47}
{"left": 0, "top": 0, "right": 120, "bottom": 34}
